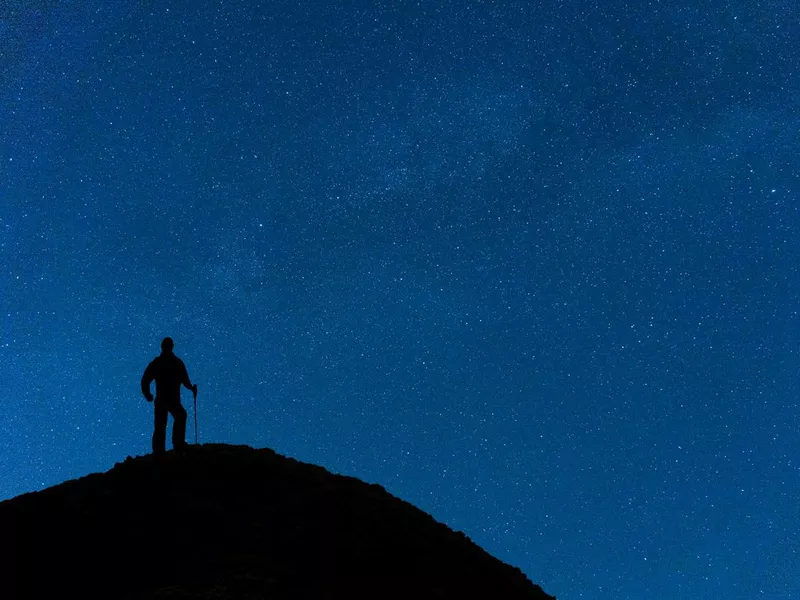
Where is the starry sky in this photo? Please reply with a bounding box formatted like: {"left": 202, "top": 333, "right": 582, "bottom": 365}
{"left": 1, "top": 1, "right": 798, "bottom": 598}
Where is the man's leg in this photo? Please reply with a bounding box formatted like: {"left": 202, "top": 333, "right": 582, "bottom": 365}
{"left": 170, "top": 402, "right": 188, "bottom": 450}
{"left": 152, "top": 401, "right": 168, "bottom": 455}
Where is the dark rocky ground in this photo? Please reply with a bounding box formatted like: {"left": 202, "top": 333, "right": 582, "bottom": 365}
{"left": 0, "top": 443, "right": 554, "bottom": 599}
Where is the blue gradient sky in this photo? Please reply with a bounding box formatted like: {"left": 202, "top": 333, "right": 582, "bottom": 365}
{"left": 1, "top": 2, "right": 798, "bottom": 598}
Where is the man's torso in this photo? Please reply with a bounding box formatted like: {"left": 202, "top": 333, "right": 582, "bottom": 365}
{"left": 148, "top": 354, "right": 186, "bottom": 401}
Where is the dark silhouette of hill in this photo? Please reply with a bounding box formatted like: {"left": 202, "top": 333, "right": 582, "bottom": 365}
{"left": 1, "top": 444, "right": 554, "bottom": 599}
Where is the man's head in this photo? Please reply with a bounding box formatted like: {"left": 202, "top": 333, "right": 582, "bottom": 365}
{"left": 161, "top": 337, "right": 175, "bottom": 353}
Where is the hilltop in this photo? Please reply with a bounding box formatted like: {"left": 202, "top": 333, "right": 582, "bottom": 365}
{"left": 0, "top": 443, "right": 554, "bottom": 599}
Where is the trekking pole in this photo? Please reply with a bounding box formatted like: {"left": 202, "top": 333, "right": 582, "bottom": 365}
{"left": 192, "top": 384, "right": 199, "bottom": 445}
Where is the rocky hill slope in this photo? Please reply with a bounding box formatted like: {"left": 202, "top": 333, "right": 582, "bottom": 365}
{"left": 0, "top": 443, "right": 554, "bottom": 599}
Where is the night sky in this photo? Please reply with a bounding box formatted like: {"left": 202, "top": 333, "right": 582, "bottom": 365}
{"left": 1, "top": 1, "right": 798, "bottom": 598}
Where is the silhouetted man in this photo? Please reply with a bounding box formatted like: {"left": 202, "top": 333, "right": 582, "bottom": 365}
{"left": 141, "top": 337, "right": 197, "bottom": 455}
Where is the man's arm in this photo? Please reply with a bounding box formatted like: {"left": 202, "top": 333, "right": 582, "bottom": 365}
{"left": 141, "top": 361, "right": 155, "bottom": 402}
{"left": 180, "top": 360, "right": 198, "bottom": 397}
